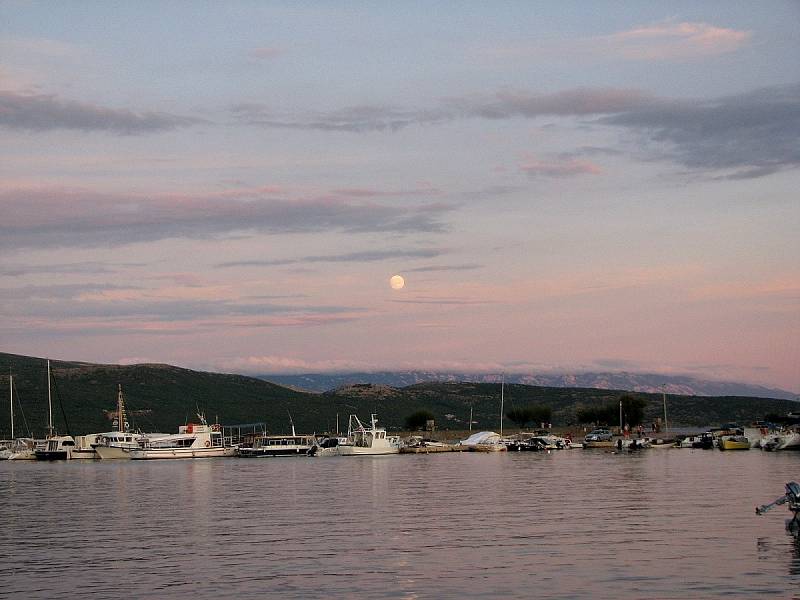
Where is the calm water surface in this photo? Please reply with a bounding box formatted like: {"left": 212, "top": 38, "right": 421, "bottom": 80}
{"left": 2, "top": 449, "right": 799, "bottom": 599}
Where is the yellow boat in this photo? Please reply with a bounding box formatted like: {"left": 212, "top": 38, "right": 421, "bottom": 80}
{"left": 719, "top": 435, "right": 750, "bottom": 450}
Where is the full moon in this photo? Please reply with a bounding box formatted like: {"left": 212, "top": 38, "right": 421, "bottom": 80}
{"left": 389, "top": 275, "right": 405, "bottom": 290}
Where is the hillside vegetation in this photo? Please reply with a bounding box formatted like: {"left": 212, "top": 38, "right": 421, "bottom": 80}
{"left": 0, "top": 352, "right": 795, "bottom": 437}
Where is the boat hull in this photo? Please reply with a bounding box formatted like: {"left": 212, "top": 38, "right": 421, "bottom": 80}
{"left": 130, "top": 447, "right": 236, "bottom": 460}
{"left": 70, "top": 449, "right": 98, "bottom": 459}
{"left": 94, "top": 445, "right": 137, "bottom": 460}
{"left": 35, "top": 451, "right": 70, "bottom": 460}
{"left": 582, "top": 440, "right": 615, "bottom": 449}
{"left": 719, "top": 438, "right": 750, "bottom": 450}
{"left": 238, "top": 447, "right": 310, "bottom": 457}
{"left": 336, "top": 445, "right": 400, "bottom": 456}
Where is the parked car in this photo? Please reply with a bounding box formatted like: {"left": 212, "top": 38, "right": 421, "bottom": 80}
{"left": 584, "top": 428, "right": 613, "bottom": 442}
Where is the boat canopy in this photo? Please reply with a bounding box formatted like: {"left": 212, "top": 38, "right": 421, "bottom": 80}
{"left": 460, "top": 431, "right": 501, "bottom": 446}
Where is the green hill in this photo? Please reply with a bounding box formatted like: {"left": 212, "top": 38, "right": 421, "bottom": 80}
{"left": 0, "top": 352, "right": 795, "bottom": 437}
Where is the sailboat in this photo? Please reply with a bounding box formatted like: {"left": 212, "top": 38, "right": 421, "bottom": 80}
{"left": 1, "top": 374, "right": 38, "bottom": 460}
{"left": 34, "top": 359, "right": 76, "bottom": 460}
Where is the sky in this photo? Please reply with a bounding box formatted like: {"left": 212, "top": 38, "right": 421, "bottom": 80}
{"left": 1, "top": 1, "right": 798, "bottom": 392}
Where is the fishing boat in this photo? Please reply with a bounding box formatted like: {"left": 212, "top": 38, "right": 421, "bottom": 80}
{"left": 718, "top": 434, "right": 750, "bottom": 450}
{"left": 91, "top": 385, "right": 167, "bottom": 459}
{"left": 335, "top": 414, "right": 401, "bottom": 456}
{"left": 129, "top": 416, "right": 235, "bottom": 460}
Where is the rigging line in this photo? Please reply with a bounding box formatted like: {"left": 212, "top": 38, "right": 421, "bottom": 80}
{"left": 50, "top": 369, "right": 72, "bottom": 437}
{"left": 12, "top": 379, "right": 33, "bottom": 438}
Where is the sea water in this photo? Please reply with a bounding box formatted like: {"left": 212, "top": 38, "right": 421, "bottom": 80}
{"left": 1, "top": 449, "right": 798, "bottom": 599}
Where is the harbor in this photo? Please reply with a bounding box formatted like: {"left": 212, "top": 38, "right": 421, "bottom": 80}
{"left": 2, "top": 446, "right": 799, "bottom": 599}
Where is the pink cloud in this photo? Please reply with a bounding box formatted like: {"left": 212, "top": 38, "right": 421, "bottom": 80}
{"left": 598, "top": 21, "right": 752, "bottom": 60}
{"left": 520, "top": 157, "right": 602, "bottom": 178}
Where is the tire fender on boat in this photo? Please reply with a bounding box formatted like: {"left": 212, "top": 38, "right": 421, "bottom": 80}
{"left": 204, "top": 440, "right": 210, "bottom": 447}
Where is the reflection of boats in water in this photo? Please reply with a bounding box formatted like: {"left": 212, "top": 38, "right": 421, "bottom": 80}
{"left": 130, "top": 416, "right": 235, "bottom": 460}
{"left": 757, "top": 481, "right": 800, "bottom": 531}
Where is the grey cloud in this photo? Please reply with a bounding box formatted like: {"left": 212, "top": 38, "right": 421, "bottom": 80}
{"left": 217, "top": 248, "right": 443, "bottom": 269}
{"left": 404, "top": 264, "right": 483, "bottom": 273}
{"left": 0, "top": 261, "right": 147, "bottom": 277}
{"left": 232, "top": 103, "right": 451, "bottom": 132}
{"left": 1, "top": 283, "right": 362, "bottom": 322}
{"left": 0, "top": 90, "right": 201, "bottom": 134}
{"left": 602, "top": 84, "right": 800, "bottom": 176}
{"left": 1, "top": 188, "right": 452, "bottom": 250}
{"left": 235, "top": 85, "right": 799, "bottom": 178}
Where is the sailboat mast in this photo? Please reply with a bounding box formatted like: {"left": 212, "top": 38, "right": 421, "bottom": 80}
{"left": 9, "top": 373, "right": 13, "bottom": 440}
{"left": 47, "top": 358, "right": 53, "bottom": 437}
{"left": 662, "top": 386, "right": 668, "bottom": 435}
{"left": 499, "top": 373, "right": 504, "bottom": 437}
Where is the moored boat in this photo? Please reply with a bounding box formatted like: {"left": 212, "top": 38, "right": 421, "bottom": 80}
{"left": 718, "top": 435, "right": 750, "bottom": 450}
{"left": 307, "top": 436, "right": 348, "bottom": 457}
{"left": 35, "top": 435, "right": 76, "bottom": 460}
{"left": 238, "top": 434, "right": 315, "bottom": 457}
{"left": 335, "top": 414, "right": 401, "bottom": 456}
{"left": 129, "top": 417, "right": 235, "bottom": 459}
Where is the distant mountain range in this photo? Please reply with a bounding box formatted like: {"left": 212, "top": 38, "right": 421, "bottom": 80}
{"left": 1, "top": 352, "right": 796, "bottom": 435}
{"left": 259, "top": 371, "right": 798, "bottom": 400}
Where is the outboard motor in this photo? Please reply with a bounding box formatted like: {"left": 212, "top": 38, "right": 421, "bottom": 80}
{"left": 757, "top": 481, "right": 800, "bottom": 528}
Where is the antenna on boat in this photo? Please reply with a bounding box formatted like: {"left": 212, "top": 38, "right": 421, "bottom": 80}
{"left": 287, "top": 410, "right": 296, "bottom": 436}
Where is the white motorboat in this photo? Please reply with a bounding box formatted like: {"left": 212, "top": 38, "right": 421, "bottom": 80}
{"left": 460, "top": 431, "right": 507, "bottom": 452}
{"left": 307, "top": 436, "right": 348, "bottom": 457}
{"left": 35, "top": 435, "right": 76, "bottom": 460}
{"left": 762, "top": 428, "right": 800, "bottom": 452}
{"left": 335, "top": 414, "right": 401, "bottom": 456}
{"left": 129, "top": 416, "right": 235, "bottom": 460}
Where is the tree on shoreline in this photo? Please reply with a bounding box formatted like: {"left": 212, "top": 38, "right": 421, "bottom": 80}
{"left": 506, "top": 405, "right": 552, "bottom": 429}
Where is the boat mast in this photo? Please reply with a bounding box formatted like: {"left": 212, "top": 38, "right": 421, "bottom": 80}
{"left": 117, "top": 384, "right": 127, "bottom": 433}
{"left": 499, "top": 373, "right": 504, "bottom": 437}
{"left": 47, "top": 358, "right": 53, "bottom": 438}
{"left": 662, "top": 386, "right": 668, "bottom": 435}
{"left": 9, "top": 373, "right": 13, "bottom": 440}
